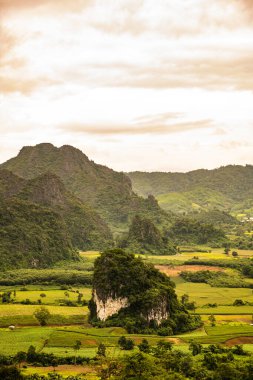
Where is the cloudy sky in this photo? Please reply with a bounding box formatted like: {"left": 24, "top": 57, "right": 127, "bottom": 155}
{"left": 0, "top": 0, "right": 253, "bottom": 172}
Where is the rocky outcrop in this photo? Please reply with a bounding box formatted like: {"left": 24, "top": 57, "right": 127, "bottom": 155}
{"left": 145, "top": 299, "right": 169, "bottom": 325}
{"left": 89, "top": 249, "right": 202, "bottom": 334}
{"left": 93, "top": 290, "right": 129, "bottom": 321}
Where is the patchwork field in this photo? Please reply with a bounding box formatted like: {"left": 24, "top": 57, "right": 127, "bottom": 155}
{"left": 175, "top": 282, "right": 253, "bottom": 306}
{"left": 0, "top": 247, "right": 253, "bottom": 376}
{"left": 195, "top": 305, "right": 253, "bottom": 314}
{"left": 0, "top": 304, "right": 88, "bottom": 317}
{"left": 145, "top": 248, "right": 253, "bottom": 264}
{"left": 155, "top": 264, "right": 225, "bottom": 277}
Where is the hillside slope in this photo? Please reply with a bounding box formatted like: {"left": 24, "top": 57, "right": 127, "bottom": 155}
{"left": 128, "top": 165, "right": 253, "bottom": 214}
{"left": 1, "top": 143, "right": 174, "bottom": 232}
{"left": 0, "top": 197, "right": 74, "bottom": 270}
{"left": 0, "top": 170, "right": 113, "bottom": 252}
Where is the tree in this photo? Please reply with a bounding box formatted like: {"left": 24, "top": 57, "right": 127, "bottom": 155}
{"left": 208, "top": 315, "right": 216, "bottom": 326}
{"left": 0, "top": 366, "right": 24, "bottom": 380}
{"left": 223, "top": 243, "right": 230, "bottom": 255}
{"left": 118, "top": 336, "right": 135, "bottom": 350}
{"left": 189, "top": 341, "right": 202, "bottom": 356}
{"left": 233, "top": 299, "right": 245, "bottom": 306}
{"left": 153, "top": 340, "right": 174, "bottom": 357}
{"left": 27, "top": 345, "right": 37, "bottom": 362}
{"left": 121, "top": 352, "right": 170, "bottom": 380}
{"left": 15, "top": 351, "right": 27, "bottom": 368}
{"left": 33, "top": 306, "right": 51, "bottom": 326}
{"left": 40, "top": 293, "right": 46, "bottom": 302}
{"left": 97, "top": 343, "right": 106, "bottom": 357}
{"left": 52, "top": 358, "right": 58, "bottom": 372}
{"left": 138, "top": 339, "right": 150, "bottom": 353}
{"left": 203, "top": 352, "right": 217, "bottom": 370}
{"left": 181, "top": 294, "right": 189, "bottom": 305}
{"left": 73, "top": 339, "right": 81, "bottom": 365}
{"left": 77, "top": 293, "right": 83, "bottom": 304}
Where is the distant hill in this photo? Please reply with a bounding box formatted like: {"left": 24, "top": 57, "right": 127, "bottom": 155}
{"left": 189, "top": 210, "right": 239, "bottom": 227}
{"left": 0, "top": 196, "right": 74, "bottom": 270}
{"left": 127, "top": 166, "right": 253, "bottom": 215}
{"left": 1, "top": 143, "right": 174, "bottom": 233}
{"left": 168, "top": 217, "right": 228, "bottom": 246}
{"left": 119, "top": 215, "right": 177, "bottom": 255}
{"left": 17, "top": 172, "right": 113, "bottom": 250}
{"left": 0, "top": 169, "right": 113, "bottom": 249}
{"left": 0, "top": 144, "right": 235, "bottom": 263}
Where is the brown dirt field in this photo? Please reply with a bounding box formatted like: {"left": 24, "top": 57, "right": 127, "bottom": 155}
{"left": 225, "top": 337, "right": 253, "bottom": 346}
{"left": 25, "top": 364, "right": 94, "bottom": 375}
{"left": 132, "top": 337, "right": 184, "bottom": 345}
{"left": 82, "top": 339, "right": 97, "bottom": 346}
{"left": 155, "top": 265, "right": 224, "bottom": 277}
{"left": 165, "top": 337, "right": 184, "bottom": 344}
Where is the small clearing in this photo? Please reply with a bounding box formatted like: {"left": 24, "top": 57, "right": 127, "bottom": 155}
{"left": 225, "top": 336, "right": 253, "bottom": 346}
{"left": 155, "top": 265, "right": 224, "bottom": 277}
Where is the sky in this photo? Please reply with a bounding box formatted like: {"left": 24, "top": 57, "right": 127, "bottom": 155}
{"left": 0, "top": 0, "right": 253, "bottom": 172}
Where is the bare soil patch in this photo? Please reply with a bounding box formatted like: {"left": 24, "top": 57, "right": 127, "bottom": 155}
{"left": 225, "top": 336, "right": 253, "bottom": 346}
{"left": 82, "top": 339, "right": 97, "bottom": 346}
{"left": 25, "top": 364, "right": 94, "bottom": 375}
{"left": 155, "top": 265, "right": 224, "bottom": 277}
{"left": 165, "top": 337, "right": 184, "bottom": 344}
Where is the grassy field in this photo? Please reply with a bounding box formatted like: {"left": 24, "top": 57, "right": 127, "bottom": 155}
{"left": 0, "top": 248, "right": 252, "bottom": 365}
{"left": 142, "top": 248, "right": 253, "bottom": 264}
{"left": 3, "top": 287, "right": 92, "bottom": 305}
{"left": 195, "top": 305, "right": 253, "bottom": 314}
{"left": 175, "top": 281, "right": 253, "bottom": 306}
{"left": 79, "top": 251, "right": 100, "bottom": 261}
{"left": 0, "top": 325, "right": 184, "bottom": 356}
{"left": 0, "top": 304, "right": 88, "bottom": 317}
{"left": 22, "top": 364, "right": 98, "bottom": 379}
{"left": 200, "top": 314, "right": 252, "bottom": 323}
{"left": 1, "top": 321, "right": 252, "bottom": 357}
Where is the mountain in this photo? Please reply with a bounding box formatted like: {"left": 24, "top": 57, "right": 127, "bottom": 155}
{"left": 0, "top": 169, "right": 113, "bottom": 250}
{"left": 0, "top": 196, "right": 74, "bottom": 270}
{"left": 1, "top": 143, "right": 174, "bottom": 234}
{"left": 0, "top": 169, "right": 26, "bottom": 198}
{"left": 17, "top": 172, "right": 113, "bottom": 250}
{"left": 168, "top": 217, "right": 228, "bottom": 246}
{"left": 119, "top": 215, "right": 176, "bottom": 255}
{"left": 189, "top": 210, "right": 239, "bottom": 227}
{"left": 127, "top": 165, "right": 253, "bottom": 215}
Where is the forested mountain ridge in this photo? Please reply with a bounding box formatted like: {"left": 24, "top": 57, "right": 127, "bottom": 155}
{"left": 1, "top": 143, "right": 174, "bottom": 233}
{"left": 127, "top": 165, "right": 253, "bottom": 214}
{"left": 0, "top": 196, "right": 74, "bottom": 270}
{"left": 17, "top": 172, "right": 113, "bottom": 250}
{"left": 0, "top": 169, "right": 113, "bottom": 269}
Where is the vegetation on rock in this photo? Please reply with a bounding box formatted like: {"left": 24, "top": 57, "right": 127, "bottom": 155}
{"left": 119, "top": 215, "right": 177, "bottom": 254}
{"left": 89, "top": 249, "right": 201, "bottom": 334}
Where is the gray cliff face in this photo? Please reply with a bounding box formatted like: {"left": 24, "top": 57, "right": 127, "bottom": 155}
{"left": 93, "top": 290, "right": 169, "bottom": 324}
{"left": 93, "top": 290, "right": 129, "bottom": 321}
{"left": 145, "top": 299, "right": 169, "bottom": 325}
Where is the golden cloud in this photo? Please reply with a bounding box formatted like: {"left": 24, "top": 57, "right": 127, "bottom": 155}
{"left": 58, "top": 117, "right": 213, "bottom": 135}
{"left": 0, "top": 0, "right": 93, "bottom": 13}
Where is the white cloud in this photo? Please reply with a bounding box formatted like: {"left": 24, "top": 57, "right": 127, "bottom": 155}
{"left": 0, "top": 0, "right": 253, "bottom": 171}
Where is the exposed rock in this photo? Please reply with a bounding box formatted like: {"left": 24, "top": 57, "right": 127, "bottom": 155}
{"left": 89, "top": 249, "right": 202, "bottom": 334}
{"left": 145, "top": 299, "right": 169, "bottom": 325}
{"left": 93, "top": 290, "right": 129, "bottom": 321}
